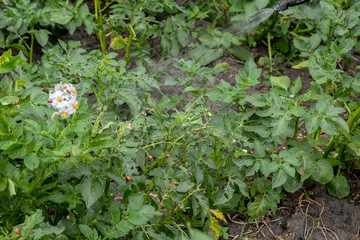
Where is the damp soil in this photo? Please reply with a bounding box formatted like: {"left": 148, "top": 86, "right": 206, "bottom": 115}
{"left": 3, "top": 7, "right": 360, "bottom": 239}
{"left": 224, "top": 175, "right": 360, "bottom": 240}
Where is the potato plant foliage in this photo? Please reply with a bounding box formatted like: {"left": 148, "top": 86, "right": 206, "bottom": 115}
{"left": 0, "top": 0, "right": 360, "bottom": 239}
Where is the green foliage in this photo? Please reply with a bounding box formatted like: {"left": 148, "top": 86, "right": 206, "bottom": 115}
{"left": 0, "top": 0, "right": 94, "bottom": 60}
{"left": 0, "top": 0, "right": 359, "bottom": 238}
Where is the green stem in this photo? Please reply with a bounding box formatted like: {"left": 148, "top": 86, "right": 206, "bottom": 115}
{"left": 101, "top": 0, "right": 116, "bottom": 12}
{"left": 54, "top": 115, "right": 59, "bottom": 137}
{"left": 323, "top": 102, "right": 360, "bottom": 158}
{"left": 293, "top": 117, "right": 299, "bottom": 138}
{"left": 9, "top": 163, "right": 51, "bottom": 222}
{"left": 267, "top": 31, "right": 272, "bottom": 75}
{"left": 315, "top": 128, "right": 321, "bottom": 140}
{"left": 30, "top": 32, "right": 34, "bottom": 64}
{"left": 124, "top": 25, "right": 134, "bottom": 65}
{"left": 163, "top": 188, "right": 203, "bottom": 223}
{"left": 326, "top": 19, "right": 333, "bottom": 55}
{"left": 143, "top": 183, "right": 155, "bottom": 204}
{"left": 325, "top": 82, "right": 331, "bottom": 95}
{"left": 94, "top": 0, "right": 107, "bottom": 55}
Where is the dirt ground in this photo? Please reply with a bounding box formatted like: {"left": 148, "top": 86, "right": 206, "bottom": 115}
{"left": 3, "top": 4, "right": 360, "bottom": 239}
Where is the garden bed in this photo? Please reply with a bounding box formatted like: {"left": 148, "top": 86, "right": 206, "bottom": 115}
{"left": 53, "top": 19, "right": 360, "bottom": 240}
{"left": 1, "top": 0, "right": 360, "bottom": 239}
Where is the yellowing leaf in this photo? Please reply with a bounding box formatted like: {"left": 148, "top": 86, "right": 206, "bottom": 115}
{"left": 292, "top": 60, "right": 308, "bottom": 69}
{"left": 210, "top": 209, "right": 227, "bottom": 223}
{"left": 110, "top": 36, "right": 126, "bottom": 50}
{"left": 209, "top": 216, "right": 221, "bottom": 239}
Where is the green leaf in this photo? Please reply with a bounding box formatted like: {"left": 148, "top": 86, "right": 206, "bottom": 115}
{"left": 116, "top": 220, "right": 134, "bottom": 233}
{"left": 255, "top": 0, "right": 269, "bottom": 9}
{"left": 115, "top": 88, "right": 142, "bottom": 116}
{"left": 214, "top": 185, "right": 235, "bottom": 205}
{"left": 35, "top": 30, "right": 51, "bottom": 47}
{"left": 51, "top": 9, "right": 73, "bottom": 25}
{"left": 320, "top": 118, "right": 338, "bottom": 135}
{"left": 272, "top": 169, "right": 287, "bottom": 188}
{"left": 110, "top": 200, "right": 120, "bottom": 223}
{"left": 289, "top": 77, "right": 302, "bottom": 96}
{"left": 247, "top": 195, "right": 270, "bottom": 218}
{"left": 348, "top": 136, "right": 360, "bottom": 156}
{"left": 127, "top": 205, "right": 161, "bottom": 226}
{"left": 272, "top": 116, "right": 288, "bottom": 136}
{"left": 189, "top": 229, "right": 213, "bottom": 240}
{"left": 290, "top": 106, "right": 305, "bottom": 117}
{"left": 128, "top": 193, "right": 144, "bottom": 212}
{"left": 24, "top": 153, "right": 39, "bottom": 171}
{"left": 24, "top": 119, "right": 41, "bottom": 134}
{"left": 0, "top": 50, "right": 26, "bottom": 73}
{"left": 80, "top": 177, "right": 103, "bottom": 209}
{"left": 0, "top": 96, "right": 18, "bottom": 105}
{"left": 170, "top": 34, "right": 179, "bottom": 56}
{"left": 7, "top": 178, "right": 16, "bottom": 196}
{"left": 88, "top": 138, "right": 113, "bottom": 153}
{"left": 292, "top": 60, "right": 308, "bottom": 69}
{"left": 207, "top": 81, "right": 233, "bottom": 103}
{"left": 233, "top": 178, "right": 250, "bottom": 198}
{"left": 177, "top": 28, "right": 190, "bottom": 47}
{"left": 33, "top": 222, "right": 65, "bottom": 238}
{"left": 25, "top": 209, "right": 44, "bottom": 229}
{"left": 312, "top": 160, "right": 333, "bottom": 184}
{"left": 228, "top": 46, "right": 252, "bottom": 61}
{"left": 283, "top": 176, "right": 302, "bottom": 193}
{"left": 0, "top": 177, "right": 7, "bottom": 192}
{"left": 5, "top": 143, "right": 26, "bottom": 159}
{"left": 79, "top": 224, "right": 98, "bottom": 240}
{"left": 270, "top": 76, "right": 290, "bottom": 91}
{"left": 326, "top": 174, "right": 350, "bottom": 199}
{"left": 305, "top": 115, "right": 320, "bottom": 134}
{"left": 238, "top": 58, "right": 261, "bottom": 86}
{"left": 300, "top": 153, "right": 314, "bottom": 182}
{"left": 177, "top": 181, "right": 195, "bottom": 192}
{"left": 282, "top": 163, "right": 295, "bottom": 177}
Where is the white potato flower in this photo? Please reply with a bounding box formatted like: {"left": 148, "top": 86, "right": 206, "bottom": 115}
{"left": 48, "top": 82, "right": 78, "bottom": 119}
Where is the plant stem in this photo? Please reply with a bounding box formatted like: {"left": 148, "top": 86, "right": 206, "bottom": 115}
{"left": 94, "top": 0, "right": 107, "bottom": 55}
{"left": 9, "top": 163, "right": 51, "bottom": 222}
{"left": 30, "top": 32, "right": 34, "bottom": 64}
{"left": 293, "top": 117, "right": 299, "bottom": 138}
{"left": 163, "top": 188, "right": 203, "bottom": 223}
{"left": 267, "top": 31, "right": 272, "bottom": 75}
{"left": 315, "top": 128, "right": 321, "bottom": 140}
{"left": 326, "top": 19, "right": 333, "bottom": 55}
{"left": 124, "top": 26, "right": 134, "bottom": 65}
{"left": 325, "top": 82, "right": 331, "bottom": 95}
{"left": 54, "top": 115, "right": 59, "bottom": 137}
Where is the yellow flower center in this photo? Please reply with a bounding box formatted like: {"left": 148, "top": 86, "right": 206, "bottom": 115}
{"left": 57, "top": 98, "right": 62, "bottom": 102}
{"left": 72, "top": 104, "right": 78, "bottom": 109}
{"left": 72, "top": 90, "right": 77, "bottom": 95}
{"left": 62, "top": 112, "right": 67, "bottom": 118}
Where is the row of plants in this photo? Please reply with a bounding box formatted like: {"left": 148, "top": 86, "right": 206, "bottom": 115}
{"left": 0, "top": 0, "right": 360, "bottom": 239}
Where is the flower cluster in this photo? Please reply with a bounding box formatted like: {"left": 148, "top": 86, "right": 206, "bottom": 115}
{"left": 48, "top": 82, "right": 78, "bottom": 119}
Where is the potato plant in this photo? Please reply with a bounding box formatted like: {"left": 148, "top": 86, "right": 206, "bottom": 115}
{"left": 0, "top": 0, "right": 359, "bottom": 239}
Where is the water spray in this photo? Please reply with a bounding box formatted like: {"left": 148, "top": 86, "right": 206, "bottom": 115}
{"left": 273, "top": 0, "right": 310, "bottom": 12}
{"left": 155, "top": 0, "right": 312, "bottom": 73}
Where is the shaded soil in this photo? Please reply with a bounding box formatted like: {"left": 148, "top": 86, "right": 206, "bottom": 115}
{"left": 226, "top": 176, "right": 360, "bottom": 240}
{"left": 2, "top": 3, "right": 360, "bottom": 239}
